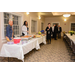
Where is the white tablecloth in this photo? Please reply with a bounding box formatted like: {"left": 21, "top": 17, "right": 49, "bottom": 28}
{"left": 0, "top": 36, "right": 46, "bottom": 61}
{"left": 65, "top": 33, "right": 75, "bottom": 44}
{"left": 37, "top": 36, "right": 46, "bottom": 44}
{"left": 42, "top": 36, "right": 46, "bottom": 44}
{"left": 22, "top": 38, "right": 40, "bottom": 55}
{"left": 0, "top": 44, "right": 24, "bottom": 60}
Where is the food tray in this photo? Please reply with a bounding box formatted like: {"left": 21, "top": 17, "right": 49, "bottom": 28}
{"left": 21, "top": 37, "right": 32, "bottom": 39}
{"left": 36, "top": 35, "right": 41, "bottom": 38}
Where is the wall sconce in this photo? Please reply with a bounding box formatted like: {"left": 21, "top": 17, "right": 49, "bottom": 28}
{"left": 39, "top": 16, "right": 41, "bottom": 19}
{"left": 26, "top": 12, "right": 29, "bottom": 15}
{"left": 64, "top": 19, "right": 66, "bottom": 21}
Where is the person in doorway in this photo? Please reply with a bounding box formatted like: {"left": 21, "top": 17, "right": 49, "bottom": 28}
{"left": 6, "top": 20, "right": 13, "bottom": 41}
{"left": 52, "top": 24, "right": 55, "bottom": 38}
{"left": 54, "top": 24, "right": 58, "bottom": 40}
{"left": 45, "top": 23, "right": 52, "bottom": 44}
{"left": 58, "top": 25, "right": 62, "bottom": 39}
{"left": 22, "top": 21, "right": 29, "bottom": 36}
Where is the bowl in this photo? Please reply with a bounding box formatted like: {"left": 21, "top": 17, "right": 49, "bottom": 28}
{"left": 13, "top": 38, "right": 21, "bottom": 44}
{"left": 7, "top": 42, "right": 14, "bottom": 45}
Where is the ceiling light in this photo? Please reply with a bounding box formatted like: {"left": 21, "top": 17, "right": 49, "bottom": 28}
{"left": 63, "top": 14, "right": 71, "bottom": 17}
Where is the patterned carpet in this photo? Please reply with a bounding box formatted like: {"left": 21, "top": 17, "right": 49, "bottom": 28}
{"left": 0, "top": 38, "right": 74, "bottom": 62}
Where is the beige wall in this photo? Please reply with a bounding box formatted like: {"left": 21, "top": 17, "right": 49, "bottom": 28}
{"left": 44, "top": 16, "right": 75, "bottom": 36}
{"left": 0, "top": 12, "right": 75, "bottom": 49}
{"left": 0, "top": 12, "right": 45, "bottom": 50}
{"left": 23, "top": 12, "right": 45, "bottom": 33}
{"left": 0, "top": 13, "right": 1, "bottom": 49}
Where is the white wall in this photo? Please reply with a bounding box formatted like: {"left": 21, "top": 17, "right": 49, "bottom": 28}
{"left": 0, "top": 13, "right": 1, "bottom": 49}
{"left": 23, "top": 12, "right": 45, "bottom": 33}
{"left": 44, "top": 16, "right": 75, "bottom": 36}
{"left": 0, "top": 12, "right": 45, "bottom": 50}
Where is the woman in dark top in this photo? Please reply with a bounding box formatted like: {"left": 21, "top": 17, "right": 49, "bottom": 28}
{"left": 45, "top": 23, "right": 52, "bottom": 44}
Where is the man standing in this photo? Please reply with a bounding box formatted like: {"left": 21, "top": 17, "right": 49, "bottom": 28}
{"left": 52, "top": 25, "right": 55, "bottom": 38}
{"left": 58, "top": 25, "right": 62, "bottom": 39}
{"left": 45, "top": 23, "right": 52, "bottom": 44}
{"left": 54, "top": 24, "right": 58, "bottom": 40}
{"left": 6, "top": 20, "right": 13, "bottom": 41}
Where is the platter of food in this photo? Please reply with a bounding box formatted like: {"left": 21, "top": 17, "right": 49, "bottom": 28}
{"left": 41, "top": 34, "right": 46, "bottom": 36}
{"left": 35, "top": 35, "right": 41, "bottom": 38}
{"left": 33, "top": 34, "right": 46, "bottom": 38}
{"left": 21, "top": 35, "right": 33, "bottom": 40}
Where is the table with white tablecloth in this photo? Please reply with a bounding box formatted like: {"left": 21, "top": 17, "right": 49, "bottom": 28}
{"left": 0, "top": 36, "right": 46, "bottom": 61}
{"left": 65, "top": 33, "right": 75, "bottom": 44}
{"left": 64, "top": 33, "right": 75, "bottom": 53}
{"left": 37, "top": 36, "right": 46, "bottom": 44}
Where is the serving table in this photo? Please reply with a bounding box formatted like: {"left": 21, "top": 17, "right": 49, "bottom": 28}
{"left": 0, "top": 36, "right": 46, "bottom": 62}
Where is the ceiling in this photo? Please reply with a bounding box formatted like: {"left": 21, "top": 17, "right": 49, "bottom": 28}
{"left": 37, "top": 12, "right": 75, "bottom": 17}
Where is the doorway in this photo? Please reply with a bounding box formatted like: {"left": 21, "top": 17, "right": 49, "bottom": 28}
{"left": 41, "top": 22, "right": 44, "bottom": 30}
{"left": 52, "top": 22, "right": 60, "bottom": 26}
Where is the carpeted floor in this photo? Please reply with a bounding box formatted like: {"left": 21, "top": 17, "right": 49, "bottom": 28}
{"left": 0, "top": 38, "right": 74, "bottom": 62}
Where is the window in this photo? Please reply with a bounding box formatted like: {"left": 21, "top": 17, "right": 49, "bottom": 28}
{"left": 71, "top": 23, "right": 75, "bottom": 31}
{"left": 4, "top": 13, "right": 10, "bottom": 37}
{"left": 4, "top": 12, "right": 21, "bottom": 37}
{"left": 31, "top": 20, "right": 37, "bottom": 33}
{"left": 13, "top": 15, "right": 19, "bottom": 35}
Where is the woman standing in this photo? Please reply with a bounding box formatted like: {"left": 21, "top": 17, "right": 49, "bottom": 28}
{"left": 22, "top": 21, "right": 29, "bottom": 36}
{"left": 45, "top": 23, "right": 52, "bottom": 44}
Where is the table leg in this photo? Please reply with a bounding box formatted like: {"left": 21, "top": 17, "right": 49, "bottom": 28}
{"left": 22, "top": 58, "right": 24, "bottom": 62}
{"left": 8, "top": 57, "right": 9, "bottom": 62}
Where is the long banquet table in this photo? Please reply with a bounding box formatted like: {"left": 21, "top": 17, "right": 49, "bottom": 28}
{"left": 64, "top": 33, "right": 75, "bottom": 53}
{"left": 65, "top": 33, "right": 75, "bottom": 44}
{"left": 0, "top": 36, "right": 46, "bottom": 61}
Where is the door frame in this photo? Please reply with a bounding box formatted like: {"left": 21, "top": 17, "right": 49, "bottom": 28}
{"left": 40, "top": 21, "right": 44, "bottom": 31}
{"left": 51, "top": 22, "right": 60, "bottom": 26}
